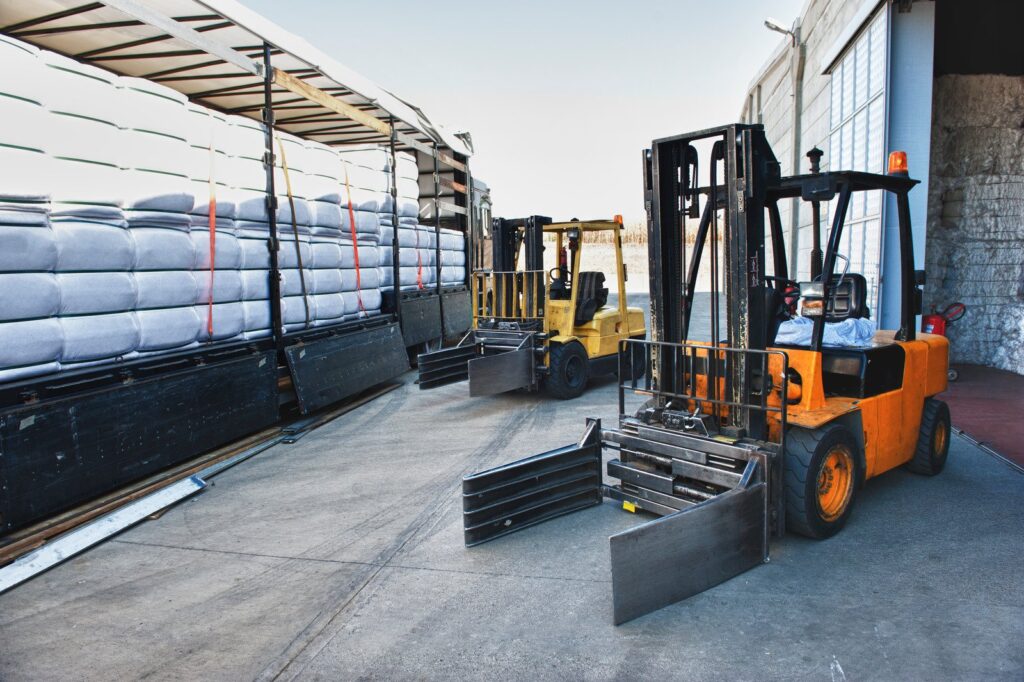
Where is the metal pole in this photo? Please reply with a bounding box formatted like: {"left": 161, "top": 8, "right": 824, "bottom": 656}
{"left": 433, "top": 143, "right": 443, "bottom": 329}
{"left": 388, "top": 117, "right": 402, "bottom": 329}
{"left": 465, "top": 161, "right": 474, "bottom": 290}
{"left": 262, "top": 42, "right": 284, "bottom": 352}
{"left": 807, "top": 147, "right": 824, "bottom": 280}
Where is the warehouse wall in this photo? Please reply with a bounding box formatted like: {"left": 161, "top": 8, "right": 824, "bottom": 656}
{"left": 742, "top": 0, "right": 883, "bottom": 281}
{"left": 924, "top": 74, "right": 1024, "bottom": 374}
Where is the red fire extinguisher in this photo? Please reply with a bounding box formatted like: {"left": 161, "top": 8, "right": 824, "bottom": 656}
{"left": 922, "top": 303, "right": 966, "bottom": 381}
{"left": 922, "top": 302, "right": 966, "bottom": 336}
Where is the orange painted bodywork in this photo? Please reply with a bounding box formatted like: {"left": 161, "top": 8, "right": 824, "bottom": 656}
{"left": 780, "top": 332, "right": 949, "bottom": 479}
{"left": 672, "top": 332, "right": 949, "bottom": 481}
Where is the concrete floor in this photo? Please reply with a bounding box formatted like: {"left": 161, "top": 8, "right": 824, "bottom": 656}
{"left": 1, "top": 367, "right": 1022, "bottom": 681}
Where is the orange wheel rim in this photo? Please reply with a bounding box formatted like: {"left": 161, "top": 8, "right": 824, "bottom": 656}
{"left": 934, "top": 421, "right": 948, "bottom": 457}
{"left": 817, "top": 446, "right": 854, "bottom": 522}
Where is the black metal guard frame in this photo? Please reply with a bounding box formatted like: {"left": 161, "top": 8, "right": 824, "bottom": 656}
{"left": 617, "top": 338, "right": 789, "bottom": 450}
{"left": 388, "top": 116, "right": 402, "bottom": 329}
{"left": 262, "top": 42, "right": 284, "bottom": 353}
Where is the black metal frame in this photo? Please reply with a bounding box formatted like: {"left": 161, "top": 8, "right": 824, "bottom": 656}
{"left": 262, "top": 43, "right": 284, "bottom": 352}
{"left": 645, "top": 124, "right": 781, "bottom": 441}
{"left": 765, "top": 170, "right": 920, "bottom": 348}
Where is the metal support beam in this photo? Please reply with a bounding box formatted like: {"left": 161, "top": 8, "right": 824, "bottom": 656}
{"left": 272, "top": 68, "right": 391, "bottom": 137}
{"left": 395, "top": 131, "right": 467, "bottom": 172}
{"left": 262, "top": 43, "right": 284, "bottom": 352}
{"left": 434, "top": 142, "right": 443, "bottom": 304}
{"left": 94, "top": 1, "right": 253, "bottom": 69}
{"left": 389, "top": 116, "right": 403, "bottom": 329}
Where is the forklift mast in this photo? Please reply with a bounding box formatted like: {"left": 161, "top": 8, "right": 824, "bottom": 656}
{"left": 491, "top": 215, "right": 549, "bottom": 273}
{"left": 644, "top": 124, "right": 781, "bottom": 441}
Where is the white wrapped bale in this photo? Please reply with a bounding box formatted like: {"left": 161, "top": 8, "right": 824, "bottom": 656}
{"left": 0, "top": 225, "right": 57, "bottom": 272}
{"left": 60, "top": 312, "right": 140, "bottom": 363}
{"left": 42, "top": 52, "right": 124, "bottom": 212}
{"left": 0, "top": 273, "right": 59, "bottom": 321}
{"left": 57, "top": 272, "right": 137, "bottom": 315}
{"left": 52, "top": 221, "right": 133, "bottom": 271}
{"left": 136, "top": 307, "right": 201, "bottom": 352}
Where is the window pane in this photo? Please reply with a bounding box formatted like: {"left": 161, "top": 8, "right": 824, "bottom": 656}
{"left": 867, "top": 96, "right": 885, "bottom": 174}
{"left": 840, "top": 119, "right": 853, "bottom": 172}
{"left": 842, "top": 57, "right": 854, "bottom": 122}
{"left": 830, "top": 68, "right": 842, "bottom": 129}
{"left": 869, "top": 11, "right": 887, "bottom": 98}
{"left": 854, "top": 37, "right": 869, "bottom": 110}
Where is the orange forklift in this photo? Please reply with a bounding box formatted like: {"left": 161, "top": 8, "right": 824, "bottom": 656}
{"left": 459, "top": 123, "right": 950, "bottom": 623}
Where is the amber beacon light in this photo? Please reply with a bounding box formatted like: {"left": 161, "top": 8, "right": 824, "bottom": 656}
{"left": 888, "top": 150, "right": 909, "bottom": 176}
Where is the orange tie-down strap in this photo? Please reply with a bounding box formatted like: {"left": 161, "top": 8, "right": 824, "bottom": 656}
{"left": 343, "top": 166, "right": 366, "bottom": 313}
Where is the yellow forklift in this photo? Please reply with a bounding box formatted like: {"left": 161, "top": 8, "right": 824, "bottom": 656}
{"left": 459, "top": 124, "right": 951, "bottom": 623}
{"left": 417, "top": 216, "right": 645, "bottom": 399}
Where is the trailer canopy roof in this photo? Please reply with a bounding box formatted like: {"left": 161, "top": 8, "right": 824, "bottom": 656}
{"left": 0, "top": 0, "right": 472, "bottom": 158}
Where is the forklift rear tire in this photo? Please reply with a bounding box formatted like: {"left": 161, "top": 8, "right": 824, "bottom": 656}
{"left": 784, "top": 424, "right": 863, "bottom": 539}
{"left": 905, "top": 398, "right": 951, "bottom": 476}
{"left": 546, "top": 341, "right": 589, "bottom": 400}
{"left": 625, "top": 335, "right": 648, "bottom": 382}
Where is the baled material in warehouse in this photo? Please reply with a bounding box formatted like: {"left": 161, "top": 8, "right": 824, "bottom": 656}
{"left": 0, "top": 33, "right": 477, "bottom": 382}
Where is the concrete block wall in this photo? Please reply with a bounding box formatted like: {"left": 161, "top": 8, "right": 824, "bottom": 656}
{"left": 924, "top": 74, "right": 1024, "bottom": 374}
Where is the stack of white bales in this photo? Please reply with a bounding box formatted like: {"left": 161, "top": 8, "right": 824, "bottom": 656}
{"left": 121, "top": 78, "right": 218, "bottom": 356}
{"left": 0, "top": 33, "right": 386, "bottom": 383}
{"left": 185, "top": 104, "right": 244, "bottom": 343}
{"left": 304, "top": 137, "right": 381, "bottom": 325}
{"left": 414, "top": 151, "right": 467, "bottom": 289}
{"left": 0, "top": 45, "right": 144, "bottom": 378}
{"left": 374, "top": 151, "right": 436, "bottom": 292}
{"left": 0, "top": 36, "right": 61, "bottom": 382}
{"left": 219, "top": 113, "right": 276, "bottom": 340}
{"left": 439, "top": 228, "right": 467, "bottom": 286}
{"left": 336, "top": 148, "right": 390, "bottom": 311}
{"left": 332, "top": 148, "right": 384, "bottom": 321}
{"left": 271, "top": 131, "right": 315, "bottom": 333}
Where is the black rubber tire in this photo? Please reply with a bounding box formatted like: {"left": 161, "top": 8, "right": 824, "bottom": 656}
{"left": 618, "top": 337, "right": 648, "bottom": 383}
{"left": 784, "top": 423, "right": 863, "bottom": 539}
{"left": 546, "top": 341, "right": 590, "bottom": 400}
{"left": 905, "top": 398, "right": 951, "bottom": 476}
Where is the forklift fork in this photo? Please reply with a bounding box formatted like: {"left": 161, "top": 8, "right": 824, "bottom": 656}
{"left": 463, "top": 417, "right": 772, "bottom": 624}
{"left": 461, "top": 339, "right": 785, "bottom": 624}
{"left": 418, "top": 329, "right": 540, "bottom": 396}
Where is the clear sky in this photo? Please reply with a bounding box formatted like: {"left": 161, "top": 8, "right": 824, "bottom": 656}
{"left": 243, "top": 0, "right": 805, "bottom": 222}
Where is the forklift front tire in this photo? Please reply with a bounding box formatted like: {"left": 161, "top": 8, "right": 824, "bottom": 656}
{"left": 546, "top": 341, "right": 589, "bottom": 400}
{"left": 784, "top": 424, "right": 863, "bottom": 539}
{"left": 905, "top": 398, "right": 951, "bottom": 476}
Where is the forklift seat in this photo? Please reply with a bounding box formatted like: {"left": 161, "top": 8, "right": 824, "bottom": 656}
{"left": 575, "top": 271, "right": 609, "bottom": 325}
{"left": 826, "top": 273, "right": 869, "bottom": 322}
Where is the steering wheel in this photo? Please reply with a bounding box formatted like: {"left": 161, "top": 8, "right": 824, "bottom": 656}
{"left": 549, "top": 267, "right": 566, "bottom": 281}
{"left": 763, "top": 275, "right": 799, "bottom": 290}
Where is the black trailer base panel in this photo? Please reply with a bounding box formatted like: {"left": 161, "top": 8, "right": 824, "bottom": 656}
{"left": 0, "top": 349, "right": 278, "bottom": 536}
{"left": 441, "top": 288, "right": 472, "bottom": 338}
{"left": 399, "top": 293, "right": 442, "bottom": 347}
{"left": 285, "top": 321, "right": 408, "bottom": 415}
